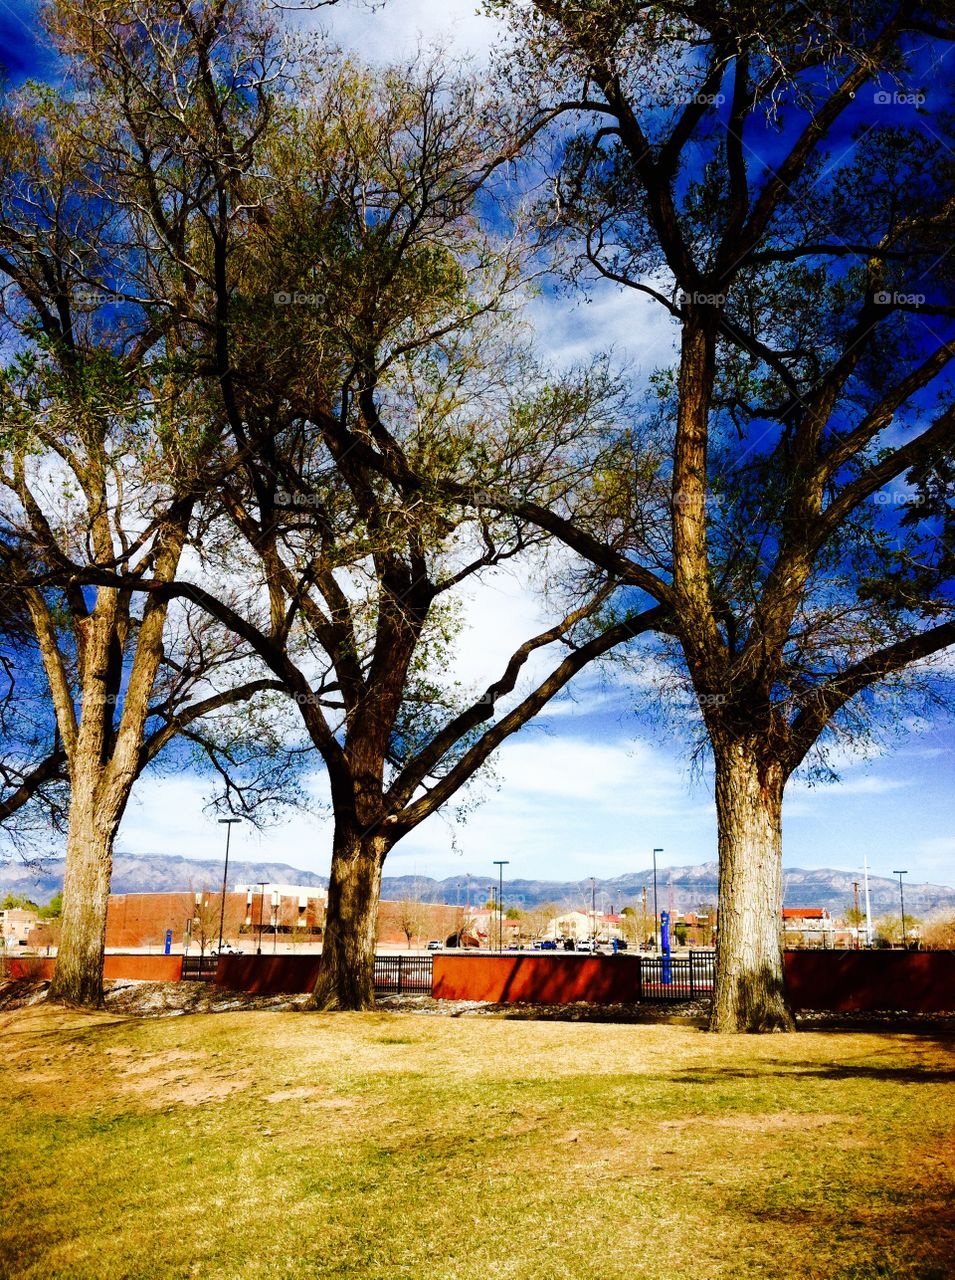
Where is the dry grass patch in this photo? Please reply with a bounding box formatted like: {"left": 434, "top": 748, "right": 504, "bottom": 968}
{"left": 1, "top": 1004, "right": 952, "bottom": 1280}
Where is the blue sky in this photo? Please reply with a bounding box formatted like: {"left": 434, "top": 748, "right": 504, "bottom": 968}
{"left": 1, "top": 0, "right": 953, "bottom": 891}
{"left": 0, "top": 0, "right": 57, "bottom": 82}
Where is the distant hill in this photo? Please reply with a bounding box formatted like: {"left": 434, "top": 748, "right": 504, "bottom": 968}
{"left": 379, "top": 865, "right": 955, "bottom": 918}
{"left": 2, "top": 851, "right": 954, "bottom": 919}
{"left": 0, "top": 852, "right": 327, "bottom": 904}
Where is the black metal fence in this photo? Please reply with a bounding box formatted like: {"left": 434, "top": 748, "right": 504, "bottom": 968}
{"left": 373, "top": 954, "right": 433, "bottom": 994}
{"left": 371, "top": 950, "right": 715, "bottom": 1002}
{"left": 181, "top": 954, "right": 218, "bottom": 981}
{"left": 636, "top": 950, "right": 715, "bottom": 1001}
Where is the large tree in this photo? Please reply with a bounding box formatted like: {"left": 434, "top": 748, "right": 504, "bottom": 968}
{"left": 12, "top": 2, "right": 663, "bottom": 1010}
{"left": 175, "top": 60, "right": 664, "bottom": 1011}
{"left": 0, "top": 8, "right": 296, "bottom": 1005}
{"left": 463, "top": 0, "right": 955, "bottom": 1029}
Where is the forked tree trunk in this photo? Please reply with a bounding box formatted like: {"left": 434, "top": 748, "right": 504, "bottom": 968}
{"left": 310, "top": 829, "right": 388, "bottom": 1011}
{"left": 710, "top": 741, "right": 794, "bottom": 1033}
{"left": 47, "top": 788, "right": 119, "bottom": 1007}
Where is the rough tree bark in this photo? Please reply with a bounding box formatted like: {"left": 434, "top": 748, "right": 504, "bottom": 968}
{"left": 710, "top": 740, "right": 794, "bottom": 1033}
{"left": 310, "top": 828, "right": 389, "bottom": 1011}
{"left": 46, "top": 783, "right": 121, "bottom": 1006}
{"left": 35, "top": 537, "right": 186, "bottom": 1006}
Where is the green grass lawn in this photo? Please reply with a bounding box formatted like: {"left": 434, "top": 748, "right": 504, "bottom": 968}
{"left": 1, "top": 1004, "right": 953, "bottom": 1280}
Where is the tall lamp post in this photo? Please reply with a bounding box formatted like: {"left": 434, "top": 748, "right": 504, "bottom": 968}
{"left": 256, "top": 881, "right": 267, "bottom": 954}
{"left": 652, "top": 848, "right": 663, "bottom": 953}
{"left": 893, "top": 870, "right": 908, "bottom": 949}
{"left": 493, "top": 860, "right": 509, "bottom": 951}
{"left": 216, "top": 817, "right": 242, "bottom": 954}
{"left": 852, "top": 880, "right": 860, "bottom": 950}
{"left": 590, "top": 877, "right": 597, "bottom": 947}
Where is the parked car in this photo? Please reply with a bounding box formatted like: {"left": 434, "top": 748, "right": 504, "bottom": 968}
{"left": 426, "top": 940, "right": 442, "bottom": 951}
{"left": 539, "top": 939, "right": 558, "bottom": 950}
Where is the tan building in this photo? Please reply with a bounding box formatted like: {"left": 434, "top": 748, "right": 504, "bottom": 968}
{"left": 0, "top": 907, "right": 38, "bottom": 949}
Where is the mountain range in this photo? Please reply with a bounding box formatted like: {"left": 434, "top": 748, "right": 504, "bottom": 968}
{"left": 2, "top": 851, "right": 954, "bottom": 919}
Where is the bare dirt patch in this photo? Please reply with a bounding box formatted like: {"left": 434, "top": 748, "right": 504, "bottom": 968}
{"left": 660, "top": 1111, "right": 851, "bottom": 1133}
{"left": 263, "top": 1085, "right": 319, "bottom": 1103}
{"left": 117, "top": 1070, "right": 246, "bottom": 1108}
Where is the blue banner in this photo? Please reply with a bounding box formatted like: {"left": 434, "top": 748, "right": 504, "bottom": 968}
{"left": 660, "top": 911, "right": 672, "bottom": 985}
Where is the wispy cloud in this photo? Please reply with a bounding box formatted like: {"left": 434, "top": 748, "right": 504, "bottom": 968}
{"left": 307, "top": 0, "right": 501, "bottom": 66}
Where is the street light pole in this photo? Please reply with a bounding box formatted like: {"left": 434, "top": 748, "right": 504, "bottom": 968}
{"left": 256, "top": 881, "right": 267, "bottom": 954}
{"left": 893, "top": 870, "right": 908, "bottom": 948}
{"left": 591, "top": 876, "right": 596, "bottom": 946}
{"left": 652, "top": 848, "right": 663, "bottom": 953}
{"left": 493, "top": 860, "right": 509, "bottom": 951}
{"left": 216, "top": 818, "right": 242, "bottom": 954}
{"left": 852, "top": 880, "right": 860, "bottom": 950}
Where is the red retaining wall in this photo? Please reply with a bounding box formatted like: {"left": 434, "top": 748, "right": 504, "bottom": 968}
{"left": 215, "top": 953, "right": 321, "bottom": 994}
{"left": 3, "top": 954, "right": 183, "bottom": 982}
{"left": 783, "top": 949, "right": 955, "bottom": 1012}
{"left": 432, "top": 952, "right": 644, "bottom": 1004}
{"left": 8, "top": 949, "right": 951, "bottom": 1013}
{"left": 433, "top": 951, "right": 955, "bottom": 1012}
{"left": 104, "top": 954, "right": 183, "bottom": 982}
{"left": 4, "top": 956, "right": 54, "bottom": 981}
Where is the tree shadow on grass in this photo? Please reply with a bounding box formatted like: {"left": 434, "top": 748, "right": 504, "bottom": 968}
{"left": 669, "top": 1055, "right": 955, "bottom": 1084}
{"left": 731, "top": 1192, "right": 955, "bottom": 1280}
{"left": 490, "top": 1001, "right": 709, "bottom": 1027}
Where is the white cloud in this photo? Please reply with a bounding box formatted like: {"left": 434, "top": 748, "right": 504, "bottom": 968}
{"left": 528, "top": 282, "right": 678, "bottom": 375}
{"left": 308, "top": 0, "right": 502, "bottom": 65}
{"left": 388, "top": 730, "right": 715, "bottom": 880}
{"left": 117, "top": 771, "right": 334, "bottom": 871}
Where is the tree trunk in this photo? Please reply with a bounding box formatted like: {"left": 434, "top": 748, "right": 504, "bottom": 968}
{"left": 710, "top": 741, "right": 794, "bottom": 1033}
{"left": 310, "top": 828, "right": 387, "bottom": 1011}
{"left": 47, "top": 788, "right": 117, "bottom": 1007}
